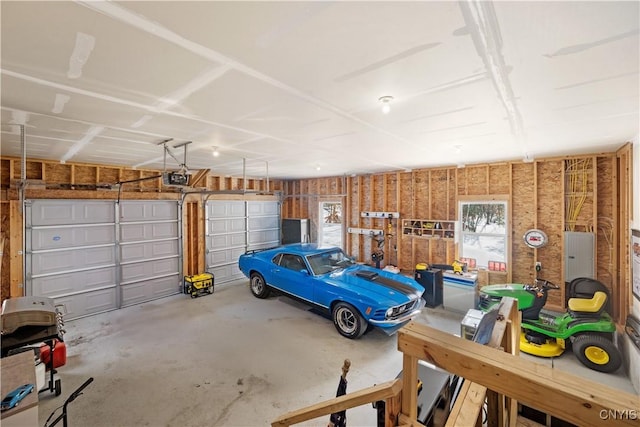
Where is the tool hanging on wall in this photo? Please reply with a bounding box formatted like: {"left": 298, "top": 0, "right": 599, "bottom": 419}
{"left": 386, "top": 213, "right": 397, "bottom": 267}
{"left": 371, "top": 233, "right": 385, "bottom": 269}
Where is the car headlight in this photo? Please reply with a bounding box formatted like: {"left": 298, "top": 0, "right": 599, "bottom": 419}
{"left": 386, "top": 308, "right": 393, "bottom": 318}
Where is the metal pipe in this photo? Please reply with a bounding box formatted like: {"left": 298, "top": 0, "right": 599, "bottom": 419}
{"left": 116, "top": 174, "right": 163, "bottom": 204}
{"left": 117, "top": 174, "right": 163, "bottom": 185}
{"left": 20, "top": 124, "right": 26, "bottom": 296}
{"left": 20, "top": 124, "right": 26, "bottom": 183}
{"left": 265, "top": 161, "right": 270, "bottom": 193}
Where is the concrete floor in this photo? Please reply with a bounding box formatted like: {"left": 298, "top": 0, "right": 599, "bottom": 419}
{"left": 37, "top": 280, "right": 637, "bottom": 427}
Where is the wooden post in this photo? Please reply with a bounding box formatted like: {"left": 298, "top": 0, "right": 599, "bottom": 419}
{"left": 384, "top": 389, "right": 401, "bottom": 427}
{"left": 400, "top": 353, "right": 418, "bottom": 421}
{"left": 398, "top": 315, "right": 639, "bottom": 427}
{"left": 9, "top": 201, "right": 23, "bottom": 297}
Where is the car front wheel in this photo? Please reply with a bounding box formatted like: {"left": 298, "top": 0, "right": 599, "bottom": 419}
{"left": 249, "top": 272, "right": 270, "bottom": 299}
{"left": 332, "top": 302, "right": 366, "bottom": 339}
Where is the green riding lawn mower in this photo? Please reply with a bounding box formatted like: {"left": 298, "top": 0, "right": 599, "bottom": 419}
{"left": 479, "top": 277, "right": 622, "bottom": 373}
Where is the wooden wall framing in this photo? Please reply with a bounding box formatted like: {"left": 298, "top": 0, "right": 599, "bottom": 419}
{"left": 0, "top": 156, "right": 283, "bottom": 303}
{"left": 2, "top": 147, "right": 633, "bottom": 324}
{"left": 281, "top": 151, "right": 630, "bottom": 320}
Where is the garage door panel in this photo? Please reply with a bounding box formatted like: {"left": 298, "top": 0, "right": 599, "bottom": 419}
{"left": 206, "top": 200, "right": 279, "bottom": 285}
{"left": 119, "top": 200, "right": 181, "bottom": 307}
{"left": 121, "top": 257, "right": 180, "bottom": 283}
{"left": 121, "top": 240, "right": 179, "bottom": 262}
{"left": 209, "top": 218, "right": 245, "bottom": 233}
{"left": 120, "top": 201, "right": 178, "bottom": 221}
{"left": 120, "top": 222, "right": 178, "bottom": 242}
{"left": 121, "top": 276, "right": 180, "bottom": 307}
{"left": 247, "top": 201, "right": 279, "bottom": 215}
{"left": 27, "top": 199, "right": 181, "bottom": 320}
{"left": 208, "top": 233, "right": 245, "bottom": 250}
{"left": 32, "top": 246, "right": 116, "bottom": 275}
{"left": 207, "top": 247, "right": 245, "bottom": 265}
{"left": 32, "top": 225, "right": 115, "bottom": 250}
{"left": 248, "top": 216, "right": 279, "bottom": 230}
{"left": 54, "top": 289, "right": 117, "bottom": 319}
{"left": 208, "top": 200, "right": 245, "bottom": 217}
{"left": 29, "top": 200, "right": 114, "bottom": 226}
{"left": 248, "top": 230, "right": 279, "bottom": 245}
{"left": 31, "top": 267, "right": 116, "bottom": 297}
{"left": 209, "top": 264, "right": 244, "bottom": 284}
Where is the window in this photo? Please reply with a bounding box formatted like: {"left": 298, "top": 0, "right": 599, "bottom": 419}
{"left": 459, "top": 200, "right": 508, "bottom": 270}
{"left": 278, "top": 253, "right": 306, "bottom": 272}
{"left": 307, "top": 248, "right": 354, "bottom": 275}
{"left": 318, "top": 201, "right": 343, "bottom": 249}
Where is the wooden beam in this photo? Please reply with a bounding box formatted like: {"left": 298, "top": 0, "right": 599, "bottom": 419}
{"left": 346, "top": 176, "right": 352, "bottom": 253}
{"left": 9, "top": 201, "right": 23, "bottom": 297}
{"left": 610, "top": 155, "right": 619, "bottom": 321}
{"left": 444, "top": 381, "right": 486, "bottom": 427}
{"left": 398, "top": 413, "right": 427, "bottom": 426}
{"left": 188, "top": 169, "right": 210, "bottom": 188}
{"left": 508, "top": 163, "right": 513, "bottom": 283}
{"left": 385, "top": 389, "right": 401, "bottom": 427}
{"left": 515, "top": 416, "right": 546, "bottom": 427}
{"left": 397, "top": 322, "right": 639, "bottom": 427}
{"left": 271, "top": 379, "right": 402, "bottom": 427}
{"left": 400, "top": 354, "right": 418, "bottom": 421}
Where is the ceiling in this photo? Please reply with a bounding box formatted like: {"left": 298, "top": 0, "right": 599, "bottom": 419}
{"left": 1, "top": 1, "right": 638, "bottom": 180}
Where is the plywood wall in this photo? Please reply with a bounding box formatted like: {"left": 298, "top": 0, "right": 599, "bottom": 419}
{"left": 281, "top": 153, "right": 621, "bottom": 315}
{"left": 511, "top": 163, "right": 536, "bottom": 285}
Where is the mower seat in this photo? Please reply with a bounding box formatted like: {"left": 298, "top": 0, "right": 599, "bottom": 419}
{"left": 568, "top": 291, "right": 607, "bottom": 317}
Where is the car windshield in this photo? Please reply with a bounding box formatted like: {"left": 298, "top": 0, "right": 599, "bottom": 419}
{"left": 306, "top": 249, "right": 355, "bottom": 275}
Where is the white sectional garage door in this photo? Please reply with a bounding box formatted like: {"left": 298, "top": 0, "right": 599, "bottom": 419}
{"left": 206, "top": 200, "right": 279, "bottom": 284}
{"left": 26, "top": 199, "right": 181, "bottom": 319}
{"left": 247, "top": 201, "right": 280, "bottom": 251}
{"left": 119, "top": 201, "right": 181, "bottom": 308}
{"left": 26, "top": 200, "right": 118, "bottom": 319}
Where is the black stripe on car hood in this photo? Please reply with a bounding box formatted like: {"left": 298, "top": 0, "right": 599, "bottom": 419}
{"left": 354, "top": 270, "right": 421, "bottom": 299}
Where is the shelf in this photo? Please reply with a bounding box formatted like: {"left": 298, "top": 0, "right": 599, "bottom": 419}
{"left": 402, "top": 219, "right": 457, "bottom": 241}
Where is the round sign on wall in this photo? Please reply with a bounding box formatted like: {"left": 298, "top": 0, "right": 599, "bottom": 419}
{"left": 523, "top": 228, "right": 548, "bottom": 249}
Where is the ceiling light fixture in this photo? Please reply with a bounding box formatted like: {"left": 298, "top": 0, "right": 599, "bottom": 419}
{"left": 212, "top": 146, "right": 220, "bottom": 157}
{"left": 379, "top": 96, "right": 394, "bottom": 114}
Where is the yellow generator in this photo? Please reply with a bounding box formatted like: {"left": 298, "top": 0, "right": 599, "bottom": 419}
{"left": 183, "top": 272, "right": 214, "bottom": 298}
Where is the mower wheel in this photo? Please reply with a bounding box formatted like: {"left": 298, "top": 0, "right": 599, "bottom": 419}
{"left": 572, "top": 334, "right": 622, "bottom": 373}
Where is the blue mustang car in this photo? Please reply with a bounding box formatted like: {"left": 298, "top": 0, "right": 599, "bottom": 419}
{"left": 238, "top": 244, "right": 425, "bottom": 338}
{"left": 1, "top": 383, "right": 34, "bottom": 411}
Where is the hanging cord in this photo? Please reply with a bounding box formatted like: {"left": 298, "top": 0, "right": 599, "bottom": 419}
{"left": 565, "top": 158, "right": 590, "bottom": 231}
{"left": 587, "top": 216, "right": 614, "bottom": 282}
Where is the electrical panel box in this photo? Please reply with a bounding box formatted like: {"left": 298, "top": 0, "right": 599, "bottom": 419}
{"left": 564, "top": 231, "right": 595, "bottom": 281}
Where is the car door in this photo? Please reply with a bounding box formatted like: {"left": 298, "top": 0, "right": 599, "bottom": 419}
{"left": 270, "top": 253, "right": 314, "bottom": 302}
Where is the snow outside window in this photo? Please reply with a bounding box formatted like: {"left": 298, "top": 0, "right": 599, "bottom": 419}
{"left": 459, "top": 201, "right": 507, "bottom": 269}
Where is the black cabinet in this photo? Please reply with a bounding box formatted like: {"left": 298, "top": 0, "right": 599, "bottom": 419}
{"left": 415, "top": 269, "right": 443, "bottom": 308}
{"left": 282, "top": 219, "right": 309, "bottom": 244}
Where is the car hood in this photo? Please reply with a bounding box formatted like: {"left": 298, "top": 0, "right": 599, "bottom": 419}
{"left": 324, "top": 265, "right": 423, "bottom": 305}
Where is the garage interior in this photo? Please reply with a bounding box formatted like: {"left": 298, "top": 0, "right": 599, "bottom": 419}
{"left": 1, "top": 1, "right": 639, "bottom": 427}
